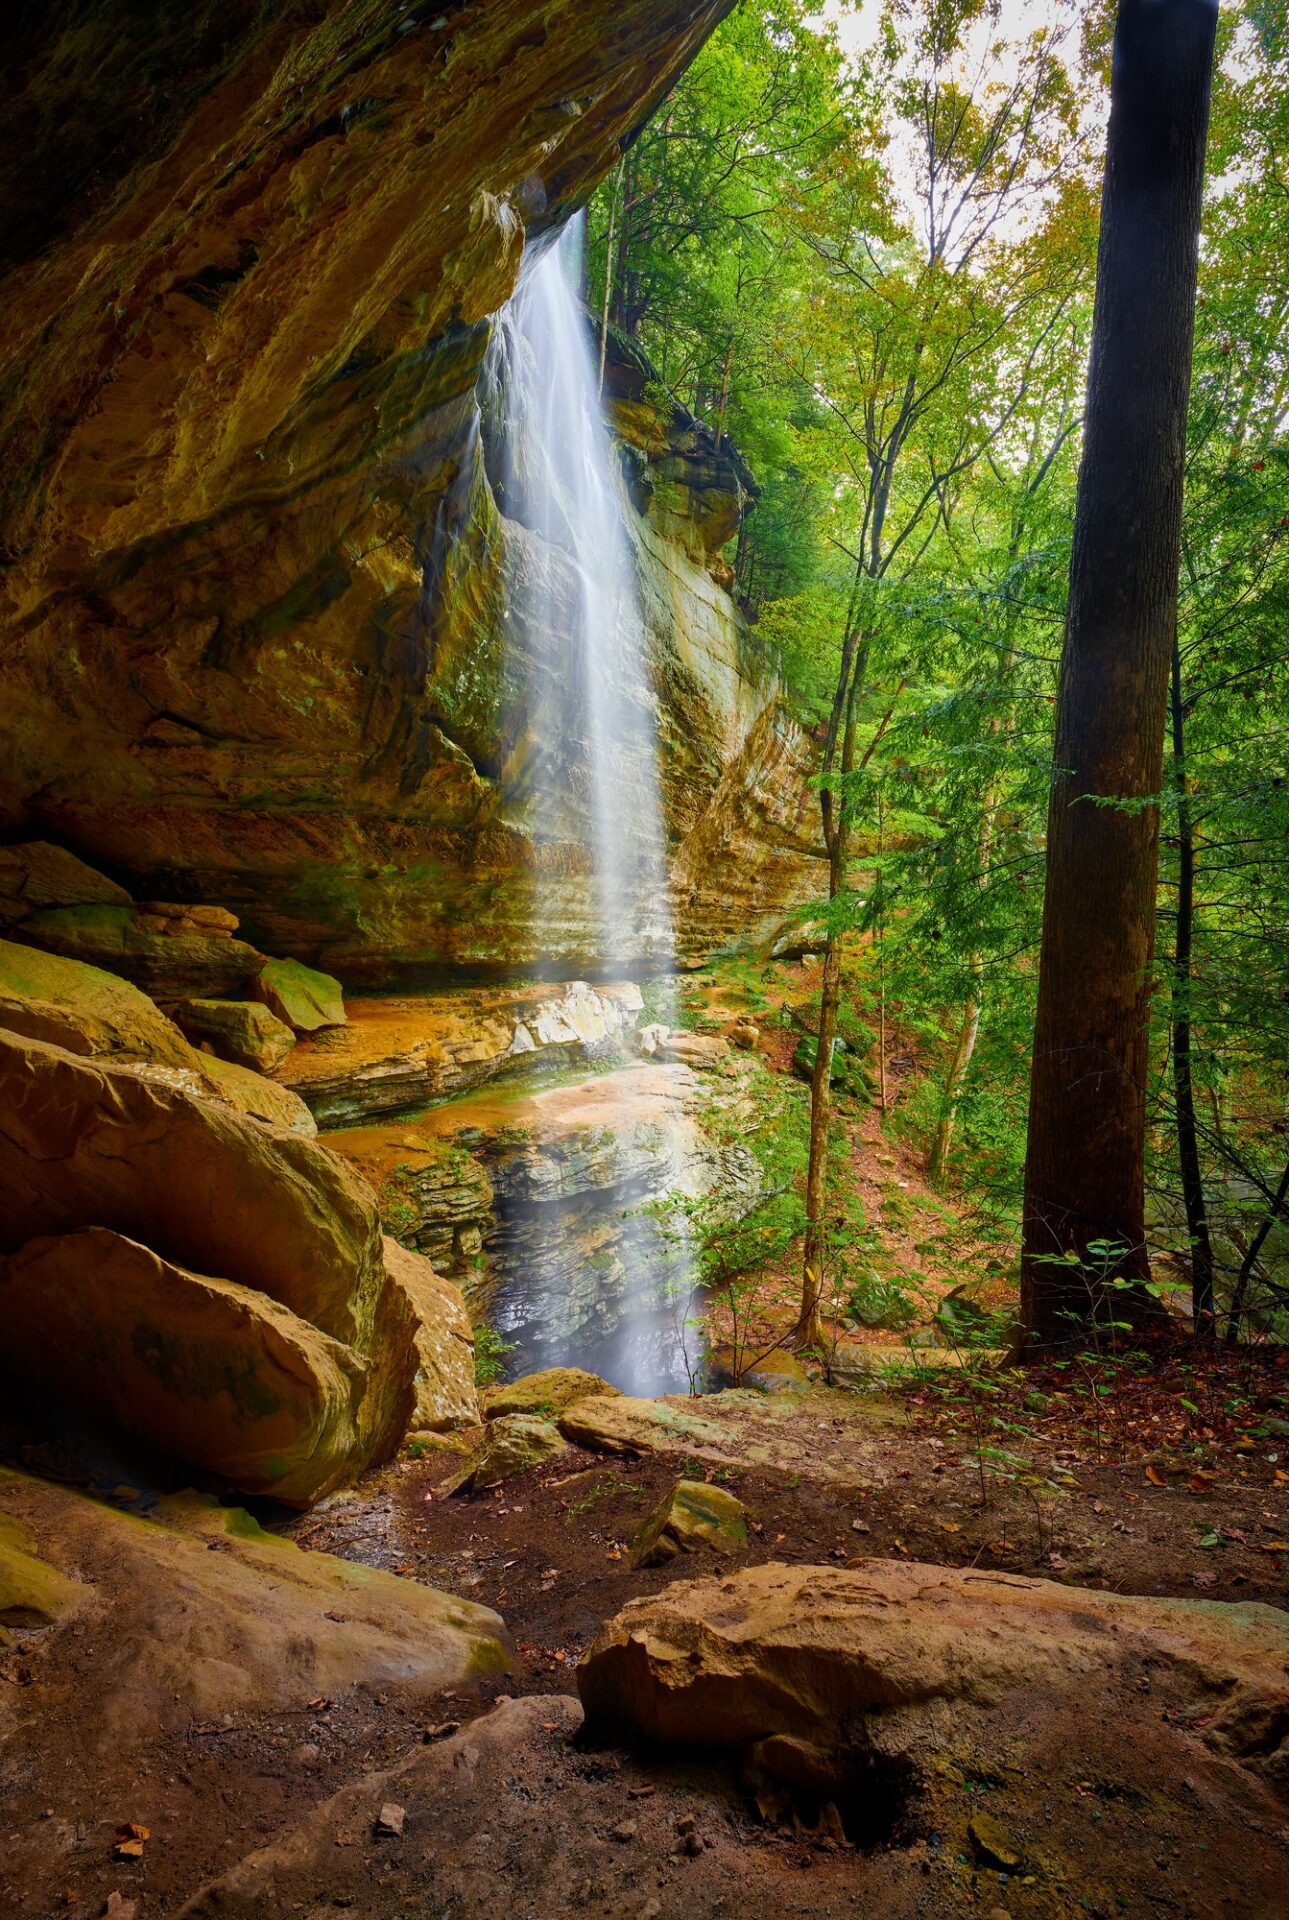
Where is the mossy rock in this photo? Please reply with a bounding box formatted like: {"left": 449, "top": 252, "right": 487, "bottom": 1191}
{"left": 174, "top": 997, "right": 296, "bottom": 1072}
{"left": 483, "top": 1367, "right": 621, "bottom": 1421}
{"left": 438, "top": 1414, "right": 566, "bottom": 1495}
{"left": 631, "top": 1478, "right": 748, "bottom": 1568}
{"left": 0, "top": 1510, "right": 87, "bottom": 1631}
{"left": 251, "top": 957, "right": 346, "bottom": 1033}
{"left": 791, "top": 1032, "right": 847, "bottom": 1086}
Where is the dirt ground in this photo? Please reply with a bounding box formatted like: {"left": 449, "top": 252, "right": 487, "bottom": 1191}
{"left": 3, "top": 1356, "right": 1288, "bottom": 1917}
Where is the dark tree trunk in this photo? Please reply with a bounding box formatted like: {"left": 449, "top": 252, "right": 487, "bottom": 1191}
{"left": 1021, "top": 0, "right": 1218, "bottom": 1348}
{"left": 1169, "top": 630, "right": 1216, "bottom": 1336}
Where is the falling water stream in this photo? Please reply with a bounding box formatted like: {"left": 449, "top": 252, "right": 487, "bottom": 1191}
{"left": 483, "top": 217, "right": 699, "bottom": 1393}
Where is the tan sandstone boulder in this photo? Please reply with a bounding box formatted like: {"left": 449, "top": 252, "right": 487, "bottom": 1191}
{"left": 251, "top": 955, "right": 347, "bottom": 1032}
{"left": 381, "top": 1237, "right": 479, "bottom": 1432}
{"left": 630, "top": 1479, "right": 748, "bottom": 1568}
{"left": 0, "top": 1229, "right": 366, "bottom": 1506}
{"left": 0, "top": 1028, "right": 416, "bottom": 1478}
{"left": 0, "top": 938, "right": 315, "bottom": 1137}
{"left": 579, "top": 1560, "right": 1289, "bottom": 1805}
{"left": 174, "top": 996, "right": 297, "bottom": 1071}
{"left": 484, "top": 1366, "right": 621, "bottom": 1421}
{"left": 439, "top": 1414, "right": 567, "bottom": 1495}
{"left": 556, "top": 1393, "right": 726, "bottom": 1457}
{"left": 0, "top": 1472, "right": 507, "bottom": 1744}
{"left": 0, "top": 935, "right": 206, "bottom": 1073}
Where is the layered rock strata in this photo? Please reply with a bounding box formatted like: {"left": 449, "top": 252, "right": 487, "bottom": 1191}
{"left": 0, "top": 1, "right": 822, "bottom": 983}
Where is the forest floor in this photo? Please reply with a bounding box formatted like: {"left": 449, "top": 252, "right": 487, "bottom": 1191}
{"left": 6, "top": 1364, "right": 1287, "bottom": 1920}
{"left": 5, "top": 958, "right": 1288, "bottom": 1918}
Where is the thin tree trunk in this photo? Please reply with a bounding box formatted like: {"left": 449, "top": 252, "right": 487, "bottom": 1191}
{"left": 1169, "top": 627, "right": 1216, "bottom": 1336}
{"left": 713, "top": 335, "right": 734, "bottom": 454}
{"left": 1021, "top": 0, "right": 1218, "bottom": 1349}
{"left": 797, "top": 635, "right": 868, "bottom": 1347}
{"left": 1226, "top": 1155, "right": 1289, "bottom": 1344}
{"left": 597, "top": 158, "right": 623, "bottom": 396}
{"left": 928, "top": 976, "right": 981, "bottom": 1185}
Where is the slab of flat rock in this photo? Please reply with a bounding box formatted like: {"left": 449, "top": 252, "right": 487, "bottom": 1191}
{"left": 1, "top": 1228, "right": 366, "bottom": 1505}
{"left": 251, "top": 955, "right": 346, "bottom": 1032}
{"left": 579, "top": 1560, "right": 1289, "bottom": 1808}
{"left": 0, "top": 841, "right": 131, "bottom": 926}
{"left": 439, "top": 1414, "right": 566, "bottom": 1494}
{"left": 12, "top": 903, "right": 265, "bottom": 997}
{"left": 0, "top": 1471, "right": 507, "bottom": 1744}
{"left": 0, "top": 935, "right": 206, "bottom": 1073}
{"left": 631, "top": 1478, "right": 748, "bottom": 1568}
{"left": 556, "top": 1394, "right": 726, "bottom": 1458}
{"left": 280, "top": 981, "right": 644, "bottom": 1124}
{"left": 200, "top": 1052, "right": 318, "bottom": 1136}
{"left": 174, "top": 996, "right": 296, "bottom": 1070}
{"left": 484, "top": 1367, "right": 621, "bottom": 1421}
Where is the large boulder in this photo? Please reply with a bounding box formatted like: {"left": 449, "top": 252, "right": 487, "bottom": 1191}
{"left": 0, "top": 841, "right": 131, "bottom": 927}
{"left": 579, "top": 1561, "right": 1289, "bottom": 1806}
{"left": 0, "top": 1028, "right": 416, "bottom": 1478}
{"left": 174, "top": 996, "right": 296, "bottom": 1071}
{"left": 12, "top": 903, "right": 265, "bottom": 997}
{"left": 0, "top": 935, "right": 205, "bottom": 1073}
{"left": 556, "top": 1393, "right": 726, "bottom": 1458}
{"left": 0, "top": 1472, "right": 508, "bottom": 1744}
{"left": 484, "top": 1367, "right": 620, "bottom": 1421}
{"left": 251, "top": 956, "right": 346, "bottom": 1033}
{"left": 200, "top": 1052, "right": 318, "bottom": 1138}
{"left": 0, "top": 1229, "right": 365, "bottom": 1506}
{"left": 0, "top": 938, "right": 316, "bottom": 1137}
{"left": 381, "top": 1236, "right": 479, "bottom": 1433}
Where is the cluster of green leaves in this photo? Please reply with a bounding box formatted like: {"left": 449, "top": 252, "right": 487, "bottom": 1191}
{"left": 591, "top": 1, "right": 1289, "bottom": 1324}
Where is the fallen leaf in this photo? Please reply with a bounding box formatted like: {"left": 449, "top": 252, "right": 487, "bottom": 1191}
{"left": 422, "top": 1720, "right": 460, "bottom": 1742}
{"left": 1260, "top": 1541, "right": 1289, "bottom": 1554}
{"left": 102, "top": 1896, "right": 138, "bottom": 1919}
{"left": 375, "top": 1803, "right": 405, "bottom": 1838}
{"left": 113, "top": 1840, "right": 145, "bottom": 1861}
{"left": 938, "top": 1522, "right": 961, "bottom": 1533}
{"left": 1144, "top": 1465, "right": 1168, "bottom": 1488}
{"left": 1186, "top": 1473, "right": 1214, "bottom": 1494}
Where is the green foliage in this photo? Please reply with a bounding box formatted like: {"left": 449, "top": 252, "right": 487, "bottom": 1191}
{"left": 473, "top": 1322, "right": 518, "bottom": 1389}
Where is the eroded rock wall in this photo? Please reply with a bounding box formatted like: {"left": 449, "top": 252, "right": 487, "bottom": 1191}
{"left": 0, "top": 1, "right": 822, "bottom": 982}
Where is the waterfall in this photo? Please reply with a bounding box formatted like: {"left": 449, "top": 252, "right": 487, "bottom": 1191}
{"left": 483, "top": 216, "right": 699, "bottom": 1393}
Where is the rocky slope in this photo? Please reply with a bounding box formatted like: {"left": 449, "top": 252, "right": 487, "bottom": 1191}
{"left": 0, "top": 0, "right": 822, "bottom": 984}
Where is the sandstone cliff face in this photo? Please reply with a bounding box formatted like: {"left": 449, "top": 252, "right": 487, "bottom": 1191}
{"left": 0, "top": 0, "right": 822, "bottom": 983}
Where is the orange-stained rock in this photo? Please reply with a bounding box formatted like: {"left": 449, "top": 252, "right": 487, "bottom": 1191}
{"left": 0, "top": 1028, "right": 415, "bottom": 1474}
{"left": 0, "top": 1229, "right": 364, "bottom": 1506}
